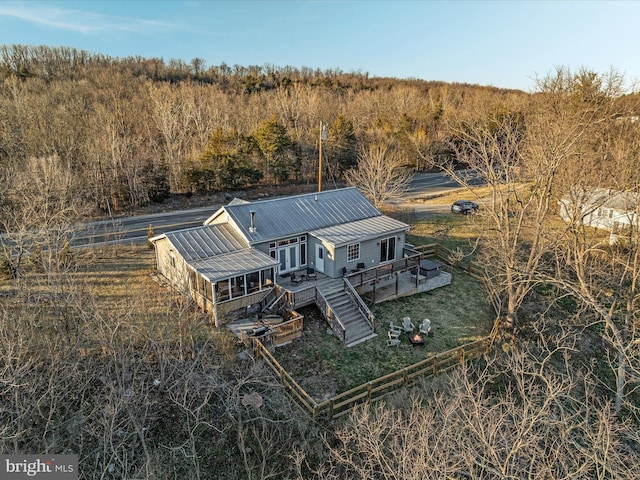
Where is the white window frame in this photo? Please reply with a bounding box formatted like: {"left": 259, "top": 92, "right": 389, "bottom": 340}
{"left": 347, "top": 243, "right": 360, "bottom": 262}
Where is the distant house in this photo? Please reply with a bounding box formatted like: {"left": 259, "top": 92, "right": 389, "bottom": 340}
{"left": 151, "top": 187, "right": 413, "bottom": 346}
{"left": 558, "top": 187, "right": 638, "bottom": 242}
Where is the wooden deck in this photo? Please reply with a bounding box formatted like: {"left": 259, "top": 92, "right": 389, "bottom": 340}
{"left": 277, "top": 271, "right": 342, "bottom": 294}
{"left": 358, "top": 269, "right": 452, "bottom": 304}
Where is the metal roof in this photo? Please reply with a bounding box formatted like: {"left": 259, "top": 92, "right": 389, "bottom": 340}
{"left": 192, "top": 248, "right": 279, "bottom": 283}
{"left": 164, "top": 223, "right": 248, "bottom": 262}
{"left": 311, "top": 215, "right": 409, "bottom": 247}
{"left": 221, "top": 187, "right": 382, "bottom": 244}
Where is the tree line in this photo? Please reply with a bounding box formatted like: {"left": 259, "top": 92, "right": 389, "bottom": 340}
{"left": 1, "top": 44, "right": 524, "bottom": 216}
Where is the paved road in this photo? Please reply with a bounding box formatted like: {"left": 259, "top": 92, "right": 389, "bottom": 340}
{"left": 60, "top": 171, "right": 467, "bottom": 247}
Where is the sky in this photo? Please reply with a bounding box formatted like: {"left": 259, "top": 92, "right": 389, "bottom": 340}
{"left": 1, "top": 0, "right": 639, "bottom": 92}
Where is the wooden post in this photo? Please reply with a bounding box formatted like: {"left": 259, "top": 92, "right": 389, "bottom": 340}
{"left": 318, "top": 122, "right": 323, "bottom": 192}
{"left": 212, "top": 281, "right": 219, "bottom": 328}
{"left": 395, "top": 272, "right": 399, "bottom": 296}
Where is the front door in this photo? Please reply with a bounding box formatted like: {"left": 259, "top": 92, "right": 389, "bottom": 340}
{"left": 315, "top": 244, "right": 325, "bottom": 273}
{"left": 278, "top": 245, "right": 298, "bottom": 274}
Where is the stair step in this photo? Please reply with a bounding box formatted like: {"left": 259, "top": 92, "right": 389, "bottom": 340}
{"left": 345, "top": 332, "right": 378, "bottom": 348}
{"left": 320, "top": 284, "right": 376, "bottom": 347}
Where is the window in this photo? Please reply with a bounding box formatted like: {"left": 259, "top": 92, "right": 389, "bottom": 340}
{"left": 380, "top": 237, "right": 396, "bottom": 263}
{"left": 347, "top": 243, "right": 360, "bottom": 262}
{"left": 300, "top": 242, "right": 307, "bottom": 266}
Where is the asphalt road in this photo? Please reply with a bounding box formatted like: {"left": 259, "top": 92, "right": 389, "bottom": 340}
{"left": 60, "top": 171, "right": 466, "bottom": 247}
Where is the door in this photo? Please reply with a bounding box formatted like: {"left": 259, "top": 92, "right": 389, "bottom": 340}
{"left": 315, "top": 244, "right": 325, "bottom": 273}
{"left": 278, "top": 245, "right": 298, "bottom": 274}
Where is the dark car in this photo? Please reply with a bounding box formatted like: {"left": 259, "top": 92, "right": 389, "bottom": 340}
{"left": 451, "top": 200, "right": 479, "bottom": 215}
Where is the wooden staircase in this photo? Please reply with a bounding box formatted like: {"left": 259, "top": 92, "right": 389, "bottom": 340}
{"left": 320, "top": 286, "right": 377, "bottom": 347}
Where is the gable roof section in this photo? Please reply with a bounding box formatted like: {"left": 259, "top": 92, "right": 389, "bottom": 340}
{"left": 311, "top": 215, "right": 409, "bottom": 247}
{"left": 164, "top": 223, "right": 248, "bottom": 262}
{"left": 209, "top": 187, "right": 381, "bottom": 244}
{"left": 193, "top": 248, "right": 279, "bottom": 283}
{"left": 561, "top": 187, "right": 639, "bottom": 214}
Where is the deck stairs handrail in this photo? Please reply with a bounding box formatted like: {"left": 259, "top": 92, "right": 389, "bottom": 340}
{"left": 343, "top": 277, "right": 374, "bottom": 330}
{"left": 315, "top": 288, "right": 346, "bottom": 344}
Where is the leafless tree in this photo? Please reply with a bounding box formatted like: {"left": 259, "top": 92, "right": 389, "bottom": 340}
{"left": 319, "top": 332, "right": 639, "bottom": 479}
{"left": 345, "top": 143, "right": 411, "bottom": 209}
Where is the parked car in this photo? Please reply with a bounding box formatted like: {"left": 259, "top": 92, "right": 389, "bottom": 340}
{"left": 451, "top": 200, "right": 479, "bottom": 215}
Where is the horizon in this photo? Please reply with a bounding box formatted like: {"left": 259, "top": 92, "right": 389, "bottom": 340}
{"left": 1, "top": 1, "right": 639, "bottom": 92}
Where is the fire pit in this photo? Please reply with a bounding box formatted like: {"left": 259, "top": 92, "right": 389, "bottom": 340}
{"left": 408, "top": 333, "right": 425, "bottom": 347}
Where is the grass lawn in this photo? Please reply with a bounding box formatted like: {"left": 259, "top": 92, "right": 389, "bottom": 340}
{"left": 273, "top": 266, "right": 494, "bottom": 402}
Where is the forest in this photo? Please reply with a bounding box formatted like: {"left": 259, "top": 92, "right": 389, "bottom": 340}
{"left": 1, "top": 44, "right": 640, "bottom": 478}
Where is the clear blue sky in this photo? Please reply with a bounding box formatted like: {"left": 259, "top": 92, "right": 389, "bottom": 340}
{"left": 1, "top": 0, "right": 639, "bottom": 92}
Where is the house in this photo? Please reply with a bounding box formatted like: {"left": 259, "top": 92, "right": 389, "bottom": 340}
{"left": 558, "top": 187, "right": 639, "bottom": 243}
{"left": 151, "top": 187, "right": 414, "bottom": 346}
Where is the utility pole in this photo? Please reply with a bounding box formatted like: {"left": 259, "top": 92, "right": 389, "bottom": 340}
{"left": 318, "top": 122, "right": 327, "bottom": 192}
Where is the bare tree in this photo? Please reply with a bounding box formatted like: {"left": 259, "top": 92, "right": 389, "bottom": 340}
{"left": 319, "top": 334, "right": 639, "bottom": 480}
{"left": 345, "top": 143, "right": 411, "bottom": 209}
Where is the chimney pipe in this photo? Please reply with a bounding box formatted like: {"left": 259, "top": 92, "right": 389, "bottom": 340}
{"left": 249, "top": 211, "right": 256, "bottom": 232}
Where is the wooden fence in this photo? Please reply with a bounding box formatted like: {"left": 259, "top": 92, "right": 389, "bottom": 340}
{"left": 415, "top": 243, "right": 483, "bottom": 279}
{"left": 249, "top": 243, "right": 498, "bottom": 420}
{"left": 252, "top": 335, "right": 491, "bottom": 420}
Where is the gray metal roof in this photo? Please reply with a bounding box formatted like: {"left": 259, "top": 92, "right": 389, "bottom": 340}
{"left": 165, "top": 223, "right": 248, "bottom": 262}
{"left": 193, "top": 248, "right": 279, "bottom": 283}
{"left": 221, "top": 187, "right": 382, "bottom": 244}
{"left": 311, "top": 215, "right": 409, "bottom": 247}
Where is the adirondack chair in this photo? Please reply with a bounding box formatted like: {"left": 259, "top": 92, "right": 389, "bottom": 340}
{"left": 387, "top": 337, "right": 401, "bottom": 347}
{"left": 389, "top": 321, "right": 402, "bottom": 336}
{"left": 419, "top": 319, "right": 432, "bottom": 336}
{"left": 402, "top": 316, "right": 415, "bottom": 332}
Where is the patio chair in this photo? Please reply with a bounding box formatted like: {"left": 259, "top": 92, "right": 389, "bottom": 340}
{"left": 419, "top": 319, "right": 432, "bottom": 336}
{"left": 356, "top": 262, "right": 365, "bottom": 271}
{"left": 389, "top": 321, "right": 402, "bottom": 336}
{"left": 388, "top": 330, "right": 400, "bottom": 340}
{"left": 290, "top": 272, "right": 304, "bottom": 285}
{"left": 306, "top": 267, "right": 317, "bottom": 280}
{"left": 402, "top": 316, "right": 415, "bottom": 333}
{"left": 387, "top": 337, "right": 401, "bottom": 347}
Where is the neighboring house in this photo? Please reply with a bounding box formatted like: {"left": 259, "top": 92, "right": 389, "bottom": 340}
{"left": 558, "top": 187, "right": 638, "bottom": 242}
{"left": 151, "top": 187, "right": 411, "bottom": 345}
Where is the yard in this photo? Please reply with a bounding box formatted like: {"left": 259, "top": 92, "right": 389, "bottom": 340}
{"left": 273, "top": 266, "right": 494, "bottom": 402}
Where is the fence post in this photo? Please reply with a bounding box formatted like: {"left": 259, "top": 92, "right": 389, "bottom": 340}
{"left": 460, "top": 347, "right": 465, "bottom": 364}
{"left": 367, "top": 382, "right": 372, "bottom": 403}
{"left": 433, "top": 357, "right": 438, "bottom": 376}
{"left": 403, "top": 368, "right": 408, "bottom": 386}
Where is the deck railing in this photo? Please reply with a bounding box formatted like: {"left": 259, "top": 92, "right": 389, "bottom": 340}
{"left": 343, "top": 277, "right": 375, "bottom": 329}
{"left": 416, "top": 243, "right": 483, "bottom": 279}
{"left": 315, "top": 288, "right": 346, "bottom": 344}
{"left": 345, "top": 252, "right": 421, "bottom": 288}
